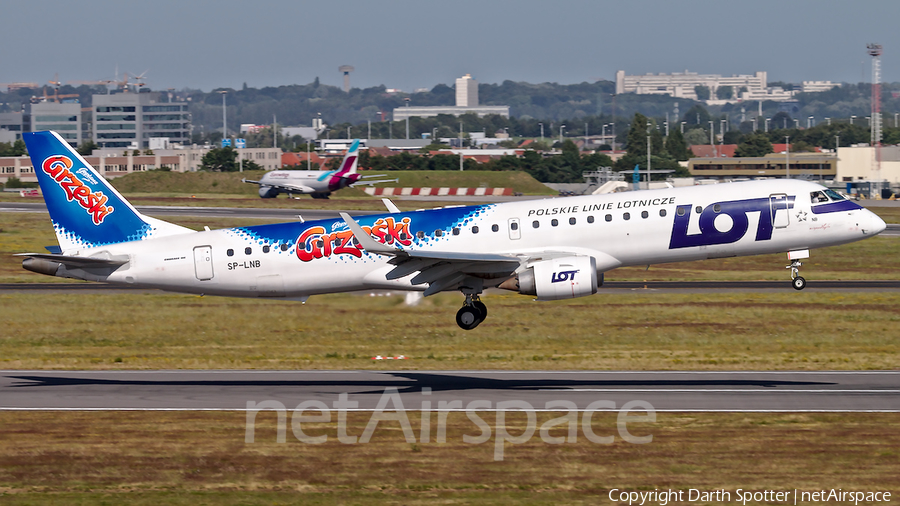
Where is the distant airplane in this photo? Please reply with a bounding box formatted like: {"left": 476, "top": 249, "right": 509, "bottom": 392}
{"left": 241, "top": 140, "right": 396, "bottom": 199}
{"left": 18, "top": 131, "right": 886, "bottom": 330}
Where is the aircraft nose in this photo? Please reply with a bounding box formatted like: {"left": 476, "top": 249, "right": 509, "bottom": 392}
{"left": 867, "top": 210, "right": 886, "bottom": 235}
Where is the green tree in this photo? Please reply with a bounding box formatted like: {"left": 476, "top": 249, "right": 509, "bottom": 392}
{"left": 200, "top": 147, "right": 238, "bottom": 172}
{"left": 0, "top": 139, "right": 27, "bottom": 157}
{"left": 665, "top": 129, "right": 691, "bottom": 161}
{"left": 682, "top": 104, "right": 711, "bottom": 126}
{"left": 716, "top": 86, "right": 733, "bottom": 100}
{"left": 77, "top": 140, "right": 99, "bottom": 156}
{"left": 683, "top": 129, "right": 709, "bottom": 146}
{"left": 694, "top": 85, "right": 710, "bottom": 101}
{"left": 771, "top": 112, "right": 793, "bottom": 130}
{"left": 734, "top": 133, "right": 774, "bottom": 157}
{"left": 624, "top": 113, "right": 650, "bottom": 158}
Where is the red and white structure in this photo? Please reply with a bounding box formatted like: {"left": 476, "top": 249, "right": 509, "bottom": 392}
{"left": 363, "top": 187, "right": 512, "bottom": 197}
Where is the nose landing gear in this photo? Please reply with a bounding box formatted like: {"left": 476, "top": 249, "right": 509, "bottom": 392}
{"left": 456, "top": 293, "right": 487, "bottom": 330}
{"left": 786, "top": 249, "right": 810, "bottom": 290}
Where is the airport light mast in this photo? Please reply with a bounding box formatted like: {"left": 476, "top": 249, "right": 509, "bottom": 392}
{"left": 868, "top": 43, "right": 883, "bottom": 196}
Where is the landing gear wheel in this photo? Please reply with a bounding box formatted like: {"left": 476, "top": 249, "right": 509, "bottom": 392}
{"left": 472, "top": 301, "right": 487, "bottom": 321}
{"left": 456, "top": 306, "right": 483, "bottom": 330}
{"left": 792, "top": 276, "right": 807, "bottom": 291}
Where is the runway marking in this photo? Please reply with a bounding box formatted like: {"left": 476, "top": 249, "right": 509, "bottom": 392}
{"left": 1, "top": 408, "right": 898, "bottom": 413}
{"left": 540, "top": 388, "right": 900, "bottom": 393}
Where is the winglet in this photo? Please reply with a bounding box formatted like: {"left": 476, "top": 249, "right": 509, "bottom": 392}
{"left": 339, "top": 212, "right": 403, "bottom": 256}
{"left": 382, "top": 198, "right": 401, "bottom": 214}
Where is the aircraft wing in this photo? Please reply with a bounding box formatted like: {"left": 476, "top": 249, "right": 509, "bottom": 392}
{"left": 241, "top": 178, "right": 316, "bottom": 194}
{"left": 340, "top": 213, "right": 522, "bottom": 295}
{"left": 348, "top": 179, "right": 399, "bottom": 187}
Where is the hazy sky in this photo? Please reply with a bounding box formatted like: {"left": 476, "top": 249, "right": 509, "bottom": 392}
{"left": 4, "top": 0, "right": 900, "bottom": 92}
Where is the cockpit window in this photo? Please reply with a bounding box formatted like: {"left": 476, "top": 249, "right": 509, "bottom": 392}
{"left": 823, "top": 189, "right": 846, "bottom": 201}
{"left": 810, "top": 191, "right": 830, "bottom": 203}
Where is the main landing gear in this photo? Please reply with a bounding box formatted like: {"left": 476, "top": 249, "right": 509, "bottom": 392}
{"left": 456, "top": 293, "right": 487, "bottom": 330}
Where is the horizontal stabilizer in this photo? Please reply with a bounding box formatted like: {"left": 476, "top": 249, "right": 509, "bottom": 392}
{"left": 15, "top": 253, "right": 129, "bottom": 268}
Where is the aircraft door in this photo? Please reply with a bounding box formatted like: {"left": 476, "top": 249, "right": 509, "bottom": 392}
{"left": 769, "top": 194, "right": 790, "bottom": 229}
{"left": 193, "top": 246, "right": 214, "bottom": 281}
{"left": 508, "top": 218, "right": 521, "bottom": 240}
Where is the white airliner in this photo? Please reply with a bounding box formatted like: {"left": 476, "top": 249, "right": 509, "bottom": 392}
{"left": 19, "top": 131, "right": 886, "bottom": 329}
{"left": 241, "top": 140, "right": 396, "bottom": 199}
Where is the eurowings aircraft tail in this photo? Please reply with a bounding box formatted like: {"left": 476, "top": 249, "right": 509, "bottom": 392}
{"left": 22, "top": 131, "right": 192, "bottom": 251}
{"left": 333, "top": 139, "right": 360, "bottom": 177}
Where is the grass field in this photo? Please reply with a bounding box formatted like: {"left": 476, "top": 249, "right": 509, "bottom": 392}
{"left": 0, "top": 411, "right": 896, "bottom": 504}
{"left": 1, "top": 290, "right": 897, "bottom": 370}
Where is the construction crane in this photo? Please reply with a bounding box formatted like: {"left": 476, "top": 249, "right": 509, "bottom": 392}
{"left": 0, "top": 82, "right": 40, "bottom": 92}
{"left": 107, "top": 71, "right": 148, "bottom": 93}
{"left": 32, "top": 87, "right": 79, "bottom": 103}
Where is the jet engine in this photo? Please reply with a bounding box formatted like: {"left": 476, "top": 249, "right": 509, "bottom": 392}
{"left": 499, "top": 256, "right": 600, "bottom": 300}
{"left": 259, "top": 186, "right": 279, "bottom": 198}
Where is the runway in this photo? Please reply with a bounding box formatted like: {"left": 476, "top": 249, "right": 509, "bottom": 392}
{"left": 1, "top": 370, "right": 897, "bottom": 412}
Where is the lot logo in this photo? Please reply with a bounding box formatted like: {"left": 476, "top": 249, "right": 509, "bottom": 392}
{"left": 297, "top": 217, "right": 412, "bottom": 262}
{"left": 668, "top": 197, "right": 794, "bottom": 249}
{"left": 41, "top": 155, "right": 114, "bottom": 225}
{"left": 551, "top": 270, "right": 579, "bottom": 283}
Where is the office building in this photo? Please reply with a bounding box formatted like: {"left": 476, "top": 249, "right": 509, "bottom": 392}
{"left": 93, "top": 91, "right": 190, "bottom": 149}
{"left": 616, "top": 70, "right": 768, "bottom": 100}
{"left": 456, "top": 74, "right": 478, "bottom": 107}
{"left": 0, "top": 112, "right": 24, "bottom": 140}
{"left": 28, "top": 101, "right": 82, "bottom": 147}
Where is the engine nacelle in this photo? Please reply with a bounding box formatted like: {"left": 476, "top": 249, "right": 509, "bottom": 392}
{"left": 501, "top": 256, "right": 600, "bottom": 300}
{"left": 259, "top": 186, "right": 279, "bottom": 198}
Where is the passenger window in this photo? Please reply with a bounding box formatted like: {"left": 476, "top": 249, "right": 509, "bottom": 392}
{"left": 551, "top": 219, "right": 558, "bottom": 227}
{"left": 532, "top": 220, "right": 540, "bottom": 228}
{"left": 623, "top": 212, "right": 630, "bottom": 220}
{"left": 452, "top": 228, "right": 460, "bottom": 236}
{"left": 641, "top": 211, "right": 648, "bottom": 219}
{"left": 676, "top": 207, "right": 686, "bottom": 216}
{"left": 605, "top": 214, "right": 612, "bottom": 222}
{"left": 695, "top": 206, "right": 702, "bottom": 214}
{"left": 471, "top": 226, "right": 479, "bottom": 234}
{"left": 226, "top": 249, "right": 234, "bottom": 257}
{"left": 280, "top": 243, "right": 289, "bottom": 252}
{"left": 569, "top": 217, "right": 576, "bottom": 225}
{"left": 245, "top": 247, "right": 252, "bottom": 255}
{"left": 262, "top": 245, "right": 270, "bottom": 253}
{"left": 492, "top": 224, "right": 499, "bottom": 232}
{"left": 417, "top": 231, "right": 425, "bottom": 239}
{"left": 587, "top": 215, "right": 594, "bottom": 223}
{"left": 713, "top": 204, "right": 721, "bottom": 213}
{"left": 435, "top": 229, "right": 443, "bottom": 237}
{"left": 659, "top": 209, "right": 667, "bottom": 217}
{"left": 510, "top": 222, "right": 518, "bottom": 231}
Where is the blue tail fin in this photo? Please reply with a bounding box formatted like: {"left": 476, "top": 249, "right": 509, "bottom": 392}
{"left": 23, "top": 131, "right": 191, "bottom": 250}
